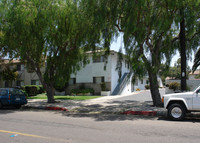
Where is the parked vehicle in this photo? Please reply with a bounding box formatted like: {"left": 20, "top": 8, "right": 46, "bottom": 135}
{"left": 0, "top": 88, "right": 27, "bottom": 109}
{"left": 162, "top": 85, "right": 200, "bottom": 120}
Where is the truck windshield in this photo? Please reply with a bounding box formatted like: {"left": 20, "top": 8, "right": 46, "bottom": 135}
{"left": 192, "top": 84, "right": 200, "bottom": 92}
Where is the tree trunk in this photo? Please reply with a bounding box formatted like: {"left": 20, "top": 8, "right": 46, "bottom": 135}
{"left": 46, "top": 85, "right": 55, "bottom": 103}
{"left": 148, "top": 71, "right": 162, "bottom": 107}
{"left": 25, "top": 53, "right": 56, "bottom": 103}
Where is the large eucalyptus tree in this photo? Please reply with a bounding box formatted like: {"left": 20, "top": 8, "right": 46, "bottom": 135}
{"left": 80, "top": 0, "right": 200, "bottom": 107}
{"left": 0, "top": 0, "right": 100, "bottom": 103}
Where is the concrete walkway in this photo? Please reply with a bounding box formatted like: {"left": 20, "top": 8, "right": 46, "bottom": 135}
{"left": 25, "top": 89, "right": 167, "bottom": 116}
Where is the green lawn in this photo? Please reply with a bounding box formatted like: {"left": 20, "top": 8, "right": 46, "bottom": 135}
{"left": 27, "top": 94, "right": 101, "bottom": 100}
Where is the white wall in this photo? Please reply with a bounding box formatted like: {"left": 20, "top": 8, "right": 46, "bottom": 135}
{"left": 71, "top": 55, "right": 112, "bottom": 83}
{"left": 166, "top": 79, "right": 200, "bottom": 91}
{"left": 133, "top": 77, "right": 148, "bottom": 91}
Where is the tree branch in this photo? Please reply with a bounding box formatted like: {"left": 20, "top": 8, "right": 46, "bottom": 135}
{"left": 186, "top": 31, "right": 200, "bottom": 42}
{"left": 115, "top": 23, "right": 123, "bottom": 32}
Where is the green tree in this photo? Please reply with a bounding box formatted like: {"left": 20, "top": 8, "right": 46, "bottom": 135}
{"left": 81, "top": 0, "right": 199, "bottom": 107}
{"left": 0, "top": 0, "right": 97, "bottom": 103}
{"left": 82, "top": 0, "right": 178, "bottom": 106}
{"left": 160, "top": 58, "right": 190, "bottom": 81}
{"left": 172, "top": 1, "right": 200, "bottom": 90}
{"left": 1, "top": 66, "right": 18, "bottom": 87}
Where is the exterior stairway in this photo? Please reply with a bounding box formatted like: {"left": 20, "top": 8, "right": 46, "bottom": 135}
{"left": 112, "top": 72, "right": 130, "bottom": 95}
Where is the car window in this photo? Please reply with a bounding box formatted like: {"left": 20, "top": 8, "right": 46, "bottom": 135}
{"left": 10, "top": 89, "right": 25, "bottom": 96}
{"left": 0, "top": 89, "right": 8, "bottom": 96}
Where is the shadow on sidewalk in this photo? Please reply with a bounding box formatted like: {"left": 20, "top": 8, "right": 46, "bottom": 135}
{"left": 62, "top": 112, "right": 158, "bottom": 121}
{"left": 61, "top": 100, "right": 163, "bottom": 121}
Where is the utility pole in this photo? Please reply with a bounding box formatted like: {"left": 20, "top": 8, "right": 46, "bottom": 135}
{"left": 180, "top": 9, "right": 187, "bottom": 91}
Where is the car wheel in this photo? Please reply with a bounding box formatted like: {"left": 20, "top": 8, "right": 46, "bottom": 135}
{"left": 0, "top": 102, "right": 2, "bottom": 109}
{"left": 15, "top": 105, "right": 21, "bottom": 109}
{"left": 168, "top": 103, "right": 186, "bottom": 121}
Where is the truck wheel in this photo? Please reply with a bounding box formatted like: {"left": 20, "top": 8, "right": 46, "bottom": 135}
{"left": 168, "top": 103, "right": 186, "bottom": 121}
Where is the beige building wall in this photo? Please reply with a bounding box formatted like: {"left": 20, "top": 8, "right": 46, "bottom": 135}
{"left": 0, "top": 60, "right": 44, "bottom": 88}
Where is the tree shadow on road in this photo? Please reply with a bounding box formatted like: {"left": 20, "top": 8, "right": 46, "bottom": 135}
{"left": 62, "top": 112, "right": 158, "bottom": 122}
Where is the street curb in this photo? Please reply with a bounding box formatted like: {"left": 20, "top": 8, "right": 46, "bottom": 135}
{"left": 45, "top": 107, "right": 68, "bottom": 111}
{"left": 23, "top": 106, "right": 68, "bottom": 111}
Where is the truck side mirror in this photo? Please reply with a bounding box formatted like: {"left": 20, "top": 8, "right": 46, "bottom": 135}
{"left": 196, "top": 89, "right": 200, "bottom": 94}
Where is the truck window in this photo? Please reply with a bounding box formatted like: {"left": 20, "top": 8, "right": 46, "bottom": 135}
{"left": 10, "top": 89, "right": 24, "bottom": 96}
{"left": 0, "top": 89, "right": 8, "bottom": 96}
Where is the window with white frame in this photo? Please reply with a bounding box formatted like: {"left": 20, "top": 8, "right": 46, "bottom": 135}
{"left": 31, "top": 80, "right": 40, "bottom": 85}
{"left": 93, "top": 76, "right": 104, "bottom": 84}
{"left": 93, "top": 56, "right": 105, "bottom": 63}
{"left": 16, "top": 80, "right": 24, "bottom": 87}
{"left": 69, "top": 78, "right": 76, "bottom": 85}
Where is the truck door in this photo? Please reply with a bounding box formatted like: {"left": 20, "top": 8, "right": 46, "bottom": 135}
{"left": 0, "top": 89, "right": 9, "bottom": 105}
{"left": 193, "top": 89, "right": 200, "bottom": 109}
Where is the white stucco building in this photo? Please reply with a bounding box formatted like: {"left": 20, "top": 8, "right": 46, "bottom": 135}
{"left": 65, "top": 50, "right": 163, "bottom": 95}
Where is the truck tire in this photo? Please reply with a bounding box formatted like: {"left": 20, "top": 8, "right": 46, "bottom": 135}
{"left": 168, "top": 103, "right": 186, "bottom": 121}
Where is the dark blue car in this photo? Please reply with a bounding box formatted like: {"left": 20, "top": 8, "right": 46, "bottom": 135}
{"left": 0, "top": 88, "right": 27, "bottom": 109}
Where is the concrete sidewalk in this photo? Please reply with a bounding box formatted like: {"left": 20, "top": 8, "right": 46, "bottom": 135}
{"left": 24, "top": 90, "right": 167, "bottom": 116}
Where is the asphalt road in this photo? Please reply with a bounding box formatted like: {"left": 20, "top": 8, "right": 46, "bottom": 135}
{"left": 1, "top": 109, "right": 200, "bottom": 143}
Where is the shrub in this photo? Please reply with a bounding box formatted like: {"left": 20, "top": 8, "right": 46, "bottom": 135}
{"left": 71, "top": 88, "right": 94, "bottom": 95}
{"left": 100, "top": 82, "right": 106, "bottom": 91}
{"left": 145, "top": 85, "right": 150, "bottom": 89}
{"left": 136, "top": 88, "right": 141, "bottom": 91}
{"left": 37, "top": 85, "right": 44, "bottom": 94}
{"left": 22, "top": 85, "right": 44, "bottom": 96}
{"left": 169, "top": 82, "right": 180, "bottom": 91}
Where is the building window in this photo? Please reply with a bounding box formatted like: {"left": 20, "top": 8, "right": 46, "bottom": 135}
{"left": 69, "top": 78, "right": 76, "bottom": 85}
{"left": 16, "top": 80, "right": 24, "bottom": 87}
{"left": 16, "top": 64, "right": 24, "bottom": 71}
{"left": 93, "top": 76, "right": 104, "bottom": 84}
{"left": 93, "top": 56, "right": 104, "bottom": 63}
{"left": 140, "top": 79, "right": 143, "bottom": 84}
{"left": 31, "top": 80, "right": 40, "bottom": 85}
{"left": 5, "top": 81, "right": 9, "bottom": 87}
{"left": 146, "top": 80, "right": 149, "bottom": 85}
{"left": 17, "top": 64, "right": 21, "bottom": 71}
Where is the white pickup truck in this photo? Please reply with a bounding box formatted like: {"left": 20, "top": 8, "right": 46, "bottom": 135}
{"left": 162, "top": 85, "right": 200, "bottom": 120}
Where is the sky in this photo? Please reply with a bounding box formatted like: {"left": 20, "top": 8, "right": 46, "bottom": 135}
{"left": 110, "top": 34, "right": 195, "bottom": 69}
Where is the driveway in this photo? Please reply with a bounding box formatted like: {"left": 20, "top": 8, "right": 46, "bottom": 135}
{"left": 113, "top": 88, "right": 165, "bottom": 102}
{"left": 83, "top": 88, "right": 165, "bottom": 105}
{"left": 79, "top": 88, "right": 166, "bottom": 113}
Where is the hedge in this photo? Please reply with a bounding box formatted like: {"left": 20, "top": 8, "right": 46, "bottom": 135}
{"left": 22, "top": 85, "right": 44, "bottom": 96}
{"left": 169, "top": 82, "right": 180, "bottom": 91}
{"left": 145, "top": 85, "right": 150, "bottom": 89}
